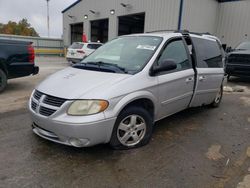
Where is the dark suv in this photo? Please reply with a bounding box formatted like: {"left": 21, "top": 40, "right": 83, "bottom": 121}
{"left": 226, "top": 41, "right": 250, "bottom": 80}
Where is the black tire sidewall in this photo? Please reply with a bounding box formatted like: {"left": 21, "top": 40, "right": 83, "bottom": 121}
{"left": 0, "top": 69, "right": 7, "bottom": 93}
{"left": 110, "top": 106, "right": 153, "bottom": 150}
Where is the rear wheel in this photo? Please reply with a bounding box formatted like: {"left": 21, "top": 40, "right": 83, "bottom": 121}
{"left": 0, "top": 69, "right": 7, "bottom": 93}
{"left": 210, "top": 86, "right": 223, "bottom": 108}
{"left": 110, "top": 106, "right": 153, "bottom": 150}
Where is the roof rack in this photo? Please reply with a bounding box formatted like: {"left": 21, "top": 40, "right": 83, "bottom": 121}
{"left": 146, "top": 29, "right": 190, "bottom": 34}
{"left": 189, "top": 32, "right": 212, "bottom": 36}
{"left": 146, "top": 30, "right": 213, "bottom": 36}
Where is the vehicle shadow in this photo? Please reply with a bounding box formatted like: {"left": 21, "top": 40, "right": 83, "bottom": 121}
{"left": 228, "top": 76, "right": 250, "bottom": 85}
{"left": 152, "top": 107, "right": 207, "bottom": 141}
{"left": 4, "top": 81, "right": 32, "bottom": 92}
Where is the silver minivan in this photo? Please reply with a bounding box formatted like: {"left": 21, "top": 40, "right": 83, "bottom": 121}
{"left": 29, "top": 31, "right": 225, "bottom": 149}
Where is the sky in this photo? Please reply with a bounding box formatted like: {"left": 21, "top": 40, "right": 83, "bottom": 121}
{"left": 0, "top": 0, "right": 76, "bottom": 38}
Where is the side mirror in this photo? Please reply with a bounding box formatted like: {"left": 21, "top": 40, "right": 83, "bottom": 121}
{"left": 226, "top": 47, "right": 232, "bottom": 53}
{"left": 151, "top": 59, "right": 177, "bottom": 75}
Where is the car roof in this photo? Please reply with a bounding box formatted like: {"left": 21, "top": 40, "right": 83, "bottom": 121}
{"left": 125, "top": 32, "right": 182, "bottom": 39}
{"left": 124, "top": 31, "right": 218, "bottom": 42}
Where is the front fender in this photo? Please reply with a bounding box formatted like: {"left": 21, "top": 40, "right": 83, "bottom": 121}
{"left": 104, "top": 90, "right": 158, "bottom": 119}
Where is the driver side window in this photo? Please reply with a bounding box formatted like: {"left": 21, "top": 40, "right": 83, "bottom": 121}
{"left": 158, "top": 39, "right": 191, "bottom": 72}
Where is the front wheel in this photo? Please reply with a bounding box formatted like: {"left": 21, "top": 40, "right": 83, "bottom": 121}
{"left": 210, "top": 86, "right": 223, "bottom": 108}
{"left": 0, "top": 69, "right": 7, "bottom": 93}
{"left": 110, "top": 106, "right": 153, "bottom": 150}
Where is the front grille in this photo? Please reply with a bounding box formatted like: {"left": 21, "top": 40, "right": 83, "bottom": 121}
{"left": 32, "top": 90, "right": 67, "bottom": 117}
{"left": 39, "top": 106, "right": 57, "bottom": 117}
{"left": 33, "top": 90, "right": 43, "bottom": 100}
{"left": 228, "top": 54, "right": 250, "bottom": 65}
{"left": 31, "top": 101, "right": 37, "bottom": 111}
{"left": 43, "top": 95, "right": 67, "bottom": 107}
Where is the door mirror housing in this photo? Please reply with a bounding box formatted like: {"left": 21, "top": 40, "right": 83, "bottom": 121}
{"left": 151, "top": 59, "right": 177, "bottom": 75}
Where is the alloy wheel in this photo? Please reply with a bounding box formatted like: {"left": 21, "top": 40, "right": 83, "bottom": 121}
{"left": 117, "top": 115, "right": 146, "bottom": 147}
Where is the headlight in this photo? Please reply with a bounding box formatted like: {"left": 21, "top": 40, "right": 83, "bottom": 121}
{"left": 67, "top": 100, "right": 109, "bottom": 116}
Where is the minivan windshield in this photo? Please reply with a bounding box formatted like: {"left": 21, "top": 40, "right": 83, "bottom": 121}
{"left": 236, "top": 41, "right": 250, "bottom": 50}
{"left": 80, "top": 36, "right": 163, "bottom": 74}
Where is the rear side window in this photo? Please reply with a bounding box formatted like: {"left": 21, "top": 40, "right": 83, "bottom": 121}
{"left": 192, "top": 37, "right": 223, "bottom": 68}
{"left": 69, "top": 43, "right": 84, "bottom": 49}
{"left": 87, "top": 44, "right": 102, "bottom": 50}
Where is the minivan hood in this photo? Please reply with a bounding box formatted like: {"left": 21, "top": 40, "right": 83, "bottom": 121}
{"left": 36, "top": 67, "right": 131, "bottom": 99}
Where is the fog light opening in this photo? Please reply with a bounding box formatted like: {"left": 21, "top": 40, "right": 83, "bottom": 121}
{"left": 69, "top": 138, "right": 89, "bottom": 147}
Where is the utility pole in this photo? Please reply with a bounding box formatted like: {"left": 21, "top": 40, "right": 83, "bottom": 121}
{"left": 46, "top": 0, "right": 50, "bottom": 37}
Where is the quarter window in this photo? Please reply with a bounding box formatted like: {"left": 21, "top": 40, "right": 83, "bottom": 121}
{"left": 157, "top": 39, "right": 191, "bottom": 71}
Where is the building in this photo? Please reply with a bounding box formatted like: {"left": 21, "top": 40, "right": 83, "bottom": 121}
{"left": 62, "top": 0, "right": 250, "bottom": 47}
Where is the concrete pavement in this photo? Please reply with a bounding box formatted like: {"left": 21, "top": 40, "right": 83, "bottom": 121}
{"left": 0, "top": 58, "right": 249, "bottom": 187}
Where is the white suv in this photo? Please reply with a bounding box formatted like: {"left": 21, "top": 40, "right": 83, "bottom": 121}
{"left": 66, "top": 42, "right": 103, "bottom": 63}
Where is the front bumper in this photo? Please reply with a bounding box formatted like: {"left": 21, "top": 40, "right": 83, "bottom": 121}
{"left": 29, "top": 104, "right": 116, "bottom": 147}
{"left": 226, "top": 64, "right": 250, "bottom": 77}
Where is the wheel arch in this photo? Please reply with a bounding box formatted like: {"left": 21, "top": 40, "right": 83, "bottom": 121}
{"left": 0, "top": 61, "right": 8, "bottom": 76}
{"left": 110, "top": 91, "right": 158, "bottom": 120}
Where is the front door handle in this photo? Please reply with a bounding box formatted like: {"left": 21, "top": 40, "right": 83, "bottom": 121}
{"left": 186, "top": 77, "right": 194, "bottom": 83}
{"left": 199, "top": 76, "right": 206, "bottom": 81}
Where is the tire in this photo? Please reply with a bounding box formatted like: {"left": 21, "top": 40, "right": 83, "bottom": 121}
{"left": 0, "top": 69, "right": 7, "bottom": 93}
{"left": 110, "top": 106, "right": 153, "bottom": 150}
{"left": 210, "top": 86, "right": 223, "bottom": 108}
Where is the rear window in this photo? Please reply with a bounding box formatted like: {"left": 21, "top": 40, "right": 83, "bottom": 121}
{"left": 87, "top": 43, "right": 102, "bottom": 50}
{"left": 69, "top": 43, "right": 84, "bottom": 49}
{"left": 192, "top": 37, "right": 223, "bottom": 68}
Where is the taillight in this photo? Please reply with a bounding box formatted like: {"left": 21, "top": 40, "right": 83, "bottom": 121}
{"left": 28, "top": 44, "right": 35, "bottom": 63}
{"left": 77, "top": 50, "right": 85, "bottom": 54}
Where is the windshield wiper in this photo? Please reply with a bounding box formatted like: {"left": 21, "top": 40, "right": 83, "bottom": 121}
{"left": 83, "top": 61, "right": 128, "bottom": 73}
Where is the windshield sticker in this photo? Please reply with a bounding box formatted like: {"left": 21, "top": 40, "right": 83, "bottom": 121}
{"left": 136, "top": 45, "right": 156, "bottom": 51}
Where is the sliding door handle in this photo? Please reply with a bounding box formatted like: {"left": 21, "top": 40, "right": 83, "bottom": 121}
{"left": 199, "top": 76, "right": 206, "bottom": 81}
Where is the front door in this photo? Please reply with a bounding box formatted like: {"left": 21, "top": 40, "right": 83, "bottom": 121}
{"left": 155, "top": 38, "right": 195, "bottom": 120}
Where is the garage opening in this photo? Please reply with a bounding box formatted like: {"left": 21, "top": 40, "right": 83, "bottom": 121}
{"left": 118, "top": 13, "right": 145, "bottom": 36}
{"left": 70, "top": 23, "right": 83, "bottom": 44}
{"left": 91, "top": 19, "right": 109, "bottom": 43}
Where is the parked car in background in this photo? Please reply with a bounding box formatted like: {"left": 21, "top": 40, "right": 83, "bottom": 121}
{"left": 29, "top": 31, "right": 224, "bottom": 150}
{"left": 0, "top": 39, "right": 39, "bottom": 93}
{"left": 66, "top": 42, "right": 103, "bottom": 63}
{"left": 226, "top": 41, "right": 250, "bottom": 80}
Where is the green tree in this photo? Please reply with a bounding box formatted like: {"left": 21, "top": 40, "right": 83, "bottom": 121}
{"left": 0, "top": 19, "right": 39, "bottom": 37}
